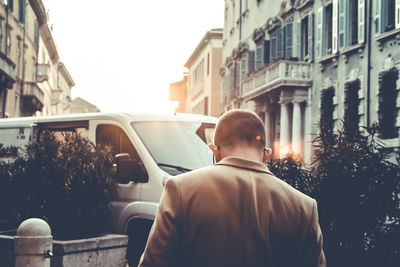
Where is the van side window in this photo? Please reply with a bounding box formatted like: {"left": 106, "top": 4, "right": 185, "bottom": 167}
{"left": 96, "top": 124, "right": 140, "bottom": 161}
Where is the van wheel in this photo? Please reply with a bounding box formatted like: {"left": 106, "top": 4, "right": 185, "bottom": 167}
{"left": 126, "top": 219, "right": 153, "bottom": 267}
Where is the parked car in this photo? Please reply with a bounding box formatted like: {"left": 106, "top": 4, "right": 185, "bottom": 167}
{"left": 0, "top": 112, "right": 217, "bottom": 265}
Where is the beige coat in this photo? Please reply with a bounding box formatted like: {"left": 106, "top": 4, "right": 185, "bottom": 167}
{"left": 139, "top": 156, "right": 326, "bottom": 267}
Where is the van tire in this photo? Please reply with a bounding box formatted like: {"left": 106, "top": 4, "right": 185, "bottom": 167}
{"left": 126, "top": 219, "right": 153, "bottom": 266}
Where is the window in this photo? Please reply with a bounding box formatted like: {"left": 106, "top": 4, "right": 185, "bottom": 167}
{"left": 255, "top": 44, "right": 263, "bottom": 69}
{"left": 320, "top": 87, "right": 335, "bottom": 134}
{"left": 247, "top": 50, "right": 255, "bottom": 74}
{"left": 6, "top": 26, "right": 11, "bottom": 57}
{"left": 0, "top": 20, "right": 2, "bottom": 50}
{"left": 298, "top": 14, "right": 313, "bottom": 61}
{"left": 302, "top": 16, "right": 309, "bottom": 59}
{"left": 240, "top": 56, "right": 247, "bottom": 82}
{"left": 344, "top": 80, "right": 360, "bottom": 137}
{"left": 385, "top": 0, "right": 396, "bottom": 31}
{"left": 286, "top": 23, "right": 293, "bottom": 58}
{"left": 18, "top": 0, "right": 24, "bottom": 23}
{"left": 277, "top": 27, "right": 285, "bottom": 59}
{"left": 349, "top": 0, "right": 358, "bottom": 45}
{"left": 204, "top": 96, "right": 208, "bottom": 116}
{"left": 338, "top": 0, "right": 365, "bottom": 49}
{"left": 378, "top": 69, "right": 399, "bottom": 139}
{"left": 96, "top": 124, "right": 140, "bottom": 161}
{"left": 34, "top": 20, "right": 39, "bottom": 46}
{"left": 207, "top": 53, "right": 210, "bottom": 76}
{"left": 325, "top": 4, "right": 333, "bottom": 54}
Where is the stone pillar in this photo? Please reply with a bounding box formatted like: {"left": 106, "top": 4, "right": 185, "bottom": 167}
{"left": 14, "top": 218, "right": 53, "bottom": 267}
{"left": 292, "top": 101, "right": 302, "bottom": 155}
{"left": 304, "top": 100, "right": 313, "bottom": 164}
{"left": 264, "top": 111, "right": 271, "bottom": 148}
{"left": 280, "top": 101, "right": 290, "bottom": 156}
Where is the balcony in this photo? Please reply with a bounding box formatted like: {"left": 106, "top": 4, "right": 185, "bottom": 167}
{"left": 22, "top": 82, "right": 44, "bottom": 115}
{"left": 37, "top": 64, "right": 50, "bottom": 82}
{"left": 242, "top": 60, "right": 312, "bottom": 100}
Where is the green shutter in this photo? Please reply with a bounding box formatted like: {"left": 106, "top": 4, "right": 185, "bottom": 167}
{"left": 247, "top": 50, "right": 255, "bottom": 74}
{"left": 277, "top": 27, "right": 284, "bottom": 58}
{"left": 396, "top": 0, "right": 400, "bottom": 29}
{"left": 338, "top": 0, "right": 346, "bottom": 50}
{"left": 308, "top": 13, "right": 314, "bottom": 61}
{"left": 374, "top": 0, "right": 381, "bottom": 35}
{"left": 316, "top": 7, "right": 323, "bottom": 58}
{"left": 8, "top": 0, "right": 14, "bottom": 11}
{"left": 297, "top": 21, "right": 302, "bottom": 60}
{"left": 381, "top": 0, "right": 386, "bottom": 33}
{"left": 332, "top": 0, "right": 338, "bottom": 53}
{"left": 358, "top": 0, "right": 365, "bottom": 43}
{"left": 256, "top": 45, "right": 263, "bottom": 69}
{"left": 34, "top": 20, "right": 39, "bottom": 46}
{"left": 286, "top": 23, "right": 293, "bottom": 59}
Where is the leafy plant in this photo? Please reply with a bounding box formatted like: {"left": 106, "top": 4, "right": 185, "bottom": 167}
{"left": 0, "top": 131, "right": 118, "bottom": 239}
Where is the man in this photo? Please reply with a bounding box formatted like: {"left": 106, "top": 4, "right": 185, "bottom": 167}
{"left": 139, "top": 109, "right": 326, "bottom": 267}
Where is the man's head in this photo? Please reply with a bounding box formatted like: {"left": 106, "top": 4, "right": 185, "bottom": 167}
{"left": 209, "top": 109, "right": 271, "bottom": 163}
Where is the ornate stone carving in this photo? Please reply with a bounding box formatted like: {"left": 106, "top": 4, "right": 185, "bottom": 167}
{"left": 265, "top": 17, "right": 282, "bottom": 34}
{"left": 252, "top": 28, "right": 265, "bottom": 45}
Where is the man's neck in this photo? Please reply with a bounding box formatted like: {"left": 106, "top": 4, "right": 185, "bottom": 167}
{"left": 221, "top": 146, "right": 263, "bottom": 163}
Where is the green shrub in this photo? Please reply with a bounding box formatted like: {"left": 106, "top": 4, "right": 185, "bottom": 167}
{"left": 0, "top": 131, "right": 118, "bottom": 239}
{"left": 268, "top": 124, "right": 400, "bottom": 267}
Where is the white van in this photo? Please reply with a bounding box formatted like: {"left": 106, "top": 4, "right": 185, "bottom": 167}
{"left": 0, "top": 112, "right": 217, "bottom": 265}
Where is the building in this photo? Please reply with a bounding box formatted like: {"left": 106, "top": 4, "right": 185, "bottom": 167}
{"left": 70, "top": 97, "right": 100, "bottom": 114}
{"left": 184, "top": 28, "right": 223, "bottom": 117}
{"left": 0, "top": 0, "right": 74, "bottom": 118}
{"left": 221, "top": 0, "right": 400, "bottom": 163}
{"left": 169, "top": 75, "right": 187, "bottom": 113}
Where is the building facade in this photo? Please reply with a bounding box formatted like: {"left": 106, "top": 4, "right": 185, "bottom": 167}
{"left": 0, "top": 0, "right": 74, "bottom": 118}
{"left": 221, "top": 0, "right": 400, "bottom": 162}
{"left": 169, "top": 75, "right": 188, "bottom": 113}
{"left": 184, "top": 28, "right": 223, "bottom": 117}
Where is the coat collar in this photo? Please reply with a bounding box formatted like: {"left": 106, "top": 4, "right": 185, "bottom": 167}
{"left": 215, "top": 156, "right": 274, "bottom": 176}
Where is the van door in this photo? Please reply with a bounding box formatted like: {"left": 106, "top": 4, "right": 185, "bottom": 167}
{"left": 93, "top": 121, "right": 145, "bottom": 202}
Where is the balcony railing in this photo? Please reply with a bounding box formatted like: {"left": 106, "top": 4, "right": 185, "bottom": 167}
{"left": 22, "top": 82, "right": 44, "bottom": 114}
{"left": 242, "top": 60, "right": 312, "bottom": 99}
{"left": 37, "top": 64, "right": 50, "bottom": 82}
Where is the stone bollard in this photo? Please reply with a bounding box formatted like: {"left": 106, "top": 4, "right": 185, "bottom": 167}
{"left": 14, "top": 218, "right": 53, "bottom": 267}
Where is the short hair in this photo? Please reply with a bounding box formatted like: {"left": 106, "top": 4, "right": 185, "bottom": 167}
{"left": 214, "top": 109, "right": 266, "bottom": 150}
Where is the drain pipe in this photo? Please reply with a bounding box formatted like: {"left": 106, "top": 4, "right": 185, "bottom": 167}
{"left": 366, "top": 0, "right": 372, "bottom": 128}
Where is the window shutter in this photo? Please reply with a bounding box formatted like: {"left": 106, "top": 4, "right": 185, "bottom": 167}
{"left": 34, "top": 20, "right": 39, "bottom": 46}
{"left": 308, "top": 13, "right": 314, "bottom": 61}
{"left": 358, "top": 0, "right": 365, "bottom": 43}
{"left": 235, "top": 62, "right": 240, "bottom": 94}
{"left": 338, "top": 0, "right": 346, "bottom": 50}
{"left": 374, "top": 0, "right": 381, "bottom": 35}
{"left": 381, "top": 0, "right": 386, "bottom": 33}
{"left": 247, "top": 50, "right": 255, "bottom": 74}
{"left": 18, "top": 0, "right": 24, "bottom": 23}
{"left": 241, "top": 57, "right": 247, "bottom": 83}
{"left": 286, "top": 22, "right": 293, "bottom": 59}
{"left": 271, "top": 37, "right": 277, "bottom": 60}
{"left": 277, "top": 27, "right": 285, "bottom": 59}
{"left": 297, "top": 21, "right": 302, "bottom": 60}
{"left": 332, "top": 0, "right": 338, "bottom": 53}
{"left": 316, "top": 7, "right": 323, "bottom": 58}
{"left": 263, "top": 40, "right": 270, "bottom": 64}
{"left": 345, "top": 0, "right": 350, "bottom": 47}
{"left": 396, "top": 0, "right": 400, "bottom": 29}
{"left": 8, "top": 0, "right": 13, "bottom": 11}
{"left": 256, "top": 45, "right": 263, "bottom": 69}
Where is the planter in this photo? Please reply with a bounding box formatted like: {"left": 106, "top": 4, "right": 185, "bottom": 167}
{"left": 0, "top": 233, "right": 128, "bottom": 267}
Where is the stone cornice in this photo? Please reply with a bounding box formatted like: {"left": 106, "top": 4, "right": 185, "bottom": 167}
{"left": 40, "top": 23, "right": 59, "bottom": 64}
{"left": 29, "top": 0, "right": 47, "bottom": 25}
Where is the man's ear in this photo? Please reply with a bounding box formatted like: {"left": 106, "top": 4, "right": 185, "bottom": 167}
{"left": 263, "top": 148, "right": 272, "bottom": 163}
{"left": 209, "top": 144, "right": 219, "bottom": 154}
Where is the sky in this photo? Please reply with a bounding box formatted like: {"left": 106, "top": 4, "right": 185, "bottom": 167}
{"left": 41, "top": 0, "right": 224, "bottom": 113}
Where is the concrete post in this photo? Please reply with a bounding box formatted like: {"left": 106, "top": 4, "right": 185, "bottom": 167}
{"left": 14, "top": 218, "right": 53, "bottom": 267}
{"left": 292, "top": 101, "right": 302, "bottom": 155}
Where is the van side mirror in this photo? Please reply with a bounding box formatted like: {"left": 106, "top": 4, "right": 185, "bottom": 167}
{"left": 115, "top": 153, "right": 148, "bottom": 183}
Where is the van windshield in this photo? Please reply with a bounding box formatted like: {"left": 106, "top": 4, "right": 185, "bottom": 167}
{"left": 131, "top": 121, "right": 215, "bottom": 175}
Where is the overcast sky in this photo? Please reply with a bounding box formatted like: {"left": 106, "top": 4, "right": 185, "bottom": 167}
{"left": 41, "top": 0, "right": 224, "bottom": 113}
